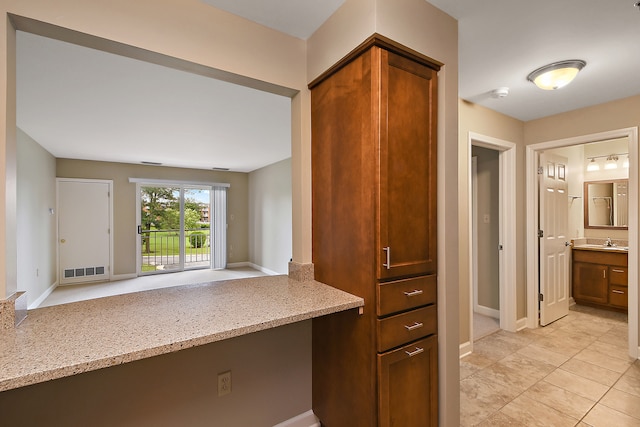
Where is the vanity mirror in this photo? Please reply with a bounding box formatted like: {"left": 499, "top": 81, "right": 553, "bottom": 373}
{"left": 584, "top": 180, "right": 628, "bottom": 229}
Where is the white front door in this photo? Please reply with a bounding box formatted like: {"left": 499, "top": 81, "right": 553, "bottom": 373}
{"left": 58, "top": 179, "right": 111, "bottom": 285}
{"left": 539, "top": 153, "right": 570, "bottom": 326}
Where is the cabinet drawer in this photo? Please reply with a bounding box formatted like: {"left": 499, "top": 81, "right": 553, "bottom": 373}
{"left": 377, "top": 275, "right": 436, "bottom": 316}
{"left": 610, "top": 285, "right": 628, "bottom": 308}
{"left": 377, "top": 305, "right": 437, "bottom": 352}
{"left": 572, "top": 249, "right": 627, "bottom": 267}
{"left": 609, "top": 267, "right": 628, "bottom": 286}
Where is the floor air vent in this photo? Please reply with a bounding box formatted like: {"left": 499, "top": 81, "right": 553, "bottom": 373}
{"left": 64, "top": 266, "right": 106, "bottom": 278}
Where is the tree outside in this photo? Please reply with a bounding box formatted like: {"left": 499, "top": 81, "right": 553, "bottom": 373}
{"left": 140, "top": 186, "right": 211, "bottom": 271}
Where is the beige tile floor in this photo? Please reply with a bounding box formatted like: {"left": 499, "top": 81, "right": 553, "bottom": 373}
{"left": 460, "top": 305, "right": 640, "bottom": 426}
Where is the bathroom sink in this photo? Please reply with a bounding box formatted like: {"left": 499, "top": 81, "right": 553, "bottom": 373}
{"left": 575, "top": 244, "right": 628, "bottom": 251}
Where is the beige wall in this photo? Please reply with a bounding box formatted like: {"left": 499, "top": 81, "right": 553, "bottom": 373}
{"left": 17, "top": 128, "right": 57, "bottom": 307}
{"left": 56, "top": 159, "right": 250, "bottom": 276}
{"left": 525, "top": 95, "right": 640, "bottom": 146}
{"left": 0, "top": 320, "right": 313, "bottom": 427}
{"left": 248, "top": 158, "right": 292, "bottom": 274}
{"left": 458, "top": 100, "right": 524, "bottom": 345}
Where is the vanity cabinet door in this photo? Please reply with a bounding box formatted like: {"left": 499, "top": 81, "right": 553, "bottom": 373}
{"left": 573, "top": 261, "right": 608, "bottom": 304}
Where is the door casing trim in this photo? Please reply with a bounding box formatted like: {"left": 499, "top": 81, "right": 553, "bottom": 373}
{"left": 468, "top": 132, "right": 518, "bottom": 350}
{"left": 525, "top": 127, "right": 638, "bottom": 359}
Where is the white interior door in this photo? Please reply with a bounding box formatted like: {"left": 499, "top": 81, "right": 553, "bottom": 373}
{"left": 58, "top": 179, "right": 111, "bottom": 285}
{"left": 539, "top": 153, "right": 570, "bottom": 326}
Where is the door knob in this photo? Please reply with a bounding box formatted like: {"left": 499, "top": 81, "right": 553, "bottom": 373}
{"left": 60, "top": 239, "right": 66, "bottom": 243}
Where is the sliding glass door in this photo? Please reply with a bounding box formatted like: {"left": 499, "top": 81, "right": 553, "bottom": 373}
{"left": 138, "top": 184, "right": 215, "bottom": 274}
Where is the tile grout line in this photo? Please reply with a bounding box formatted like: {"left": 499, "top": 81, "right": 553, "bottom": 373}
{"left": 463, "top": 307, "right": 633, "bottom": 426}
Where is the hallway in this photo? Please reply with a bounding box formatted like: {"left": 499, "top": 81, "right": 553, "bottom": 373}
{"left": 460, "top": 305, "right": 638, "bottom": 426}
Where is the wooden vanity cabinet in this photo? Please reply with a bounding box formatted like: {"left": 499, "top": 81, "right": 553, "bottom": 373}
{"left": 310, "top": 35, "right": 439, "bottom": 427}
{"left": 572, "top": 248, "right": 628, "bottom": 311}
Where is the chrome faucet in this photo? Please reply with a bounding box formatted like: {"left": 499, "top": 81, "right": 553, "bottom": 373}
{"left": 606, "top": 237, "right": 613, "bottom": 247}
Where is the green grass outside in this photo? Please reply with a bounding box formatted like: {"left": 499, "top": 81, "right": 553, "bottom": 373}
{"left": 142, "top": 229, "right": 210, "bottom": 256}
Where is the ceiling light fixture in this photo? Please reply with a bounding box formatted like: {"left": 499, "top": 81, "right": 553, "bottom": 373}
{"left": 624, "top": 155, "right": 630, "bottom": 168}
{"left": 527, "top": 60, "right": 586, "bottom": 90}
{"left": 586, "top": 158, "right": 600, "bottom": 172}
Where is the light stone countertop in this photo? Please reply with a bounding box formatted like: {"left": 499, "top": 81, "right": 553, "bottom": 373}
{"left": 0, "top": 275, "right": 363, "bottom": 392}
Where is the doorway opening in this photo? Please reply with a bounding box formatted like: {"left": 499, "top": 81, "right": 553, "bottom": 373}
{"left": 525, "top": 127, "right": 638, "bottom": 359}
{"left": 467, "top": 133, "right": 517, "bottom": 352}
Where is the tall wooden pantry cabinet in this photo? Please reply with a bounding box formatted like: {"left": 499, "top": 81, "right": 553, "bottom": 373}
{"left": 310, "top": 35, "right": 440, "bottom": 427}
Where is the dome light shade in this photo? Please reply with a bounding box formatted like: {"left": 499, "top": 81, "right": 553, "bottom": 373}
{"left": 527, "top": 60, "right": 586, "bottom": 90}
{"left": 604, "top": 155, "right": 618, "bottom": 170}
{"left": 586, "top": 158, "right": 599, "bottom": 172}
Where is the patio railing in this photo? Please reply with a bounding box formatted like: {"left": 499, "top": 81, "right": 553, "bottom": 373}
{"left": 141, "top": 228, "right": 210, "bottom": 272}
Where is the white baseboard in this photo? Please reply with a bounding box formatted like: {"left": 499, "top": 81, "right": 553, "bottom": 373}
{"left": 227, "top": 261, "right": 280, "bottom": 276}
{"left": 273, "top": 410, "right": 320, "bottom": 427}
{"left": 459, "top": 341, "right": 472, "bottom": 358}
{"left": 110, "top": 273, "right": 137, "bottom": 281}
{"left": 226, "top": 262, "right": 250, "bottom": 268}
{"left": 28, "top": 281, "right": 58, "bottom": 309}
{"left": 474, "top": 305, "right": 499, "bottom": 319}
{"left": 516, "top": 317, "right": 528, "bottom": 331}
{"left": 249, "top": 263, "right": 280, "bottom": 276}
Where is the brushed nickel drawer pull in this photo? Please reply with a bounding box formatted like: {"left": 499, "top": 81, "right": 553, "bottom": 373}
{"left": 612, "top": 289, "right": 625, "bottom": 294}
{"left": 383, "top": 247, "right": 391, "bottom": 269}
{"left": 403, "top": 289, "right": 424, "bottom": 297}
{"left": 404, "top": 322, "right": 424, "bottom": 331}
{"left": 612, "top": 269, "right": 626, "bottom": 273}
{"left": 405, "top": 347, "right": 424, "bottom": 357}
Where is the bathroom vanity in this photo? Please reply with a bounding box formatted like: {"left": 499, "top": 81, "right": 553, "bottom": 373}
{"left": 572, "top": 244, "right": 628, "bottom": 312}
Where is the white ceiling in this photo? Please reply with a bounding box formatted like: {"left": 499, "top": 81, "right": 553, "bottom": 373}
{"left": 16, "top": 32, "right": 292, "bottom": 173}
{"left": 16, "top": 0, "right": 640, "bottom": 171}
{"left": 427, "top": 0, "right": 640, "bottom": 121}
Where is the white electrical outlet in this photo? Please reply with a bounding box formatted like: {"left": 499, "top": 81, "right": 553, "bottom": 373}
{"left": 218, "top": 370, "right": 231, "bottom": 397}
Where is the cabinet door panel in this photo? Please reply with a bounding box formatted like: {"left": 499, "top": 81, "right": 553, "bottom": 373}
{"left": 572, "top": 262, "right": 608, "bottom": 304}
{"left": 378, "top": 51, "right": 437, "bottom": 279}
{"left": 378, "top": 335, "right": 438, "bottom": 427}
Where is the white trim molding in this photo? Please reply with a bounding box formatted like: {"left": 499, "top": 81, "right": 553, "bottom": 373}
{"left": 525, "top": 127, "right": 638, "bottom": 360}
{"left": 273, "top": 410, "right": 320, "bottom": 427}
{"left": 468, "top": 132, "right": 518, "bottom": 336}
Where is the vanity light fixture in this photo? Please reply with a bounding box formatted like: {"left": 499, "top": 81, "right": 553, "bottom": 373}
{"left": 527, "top": 60, "right": 586, "bottom": 90}
{"left": 586, "top": 153, "right": 627, "bottom": 172}
{"left": 586, "top": 158, "right": 600, "bottom": 172}
{"left": 604, "top": 155, "right": 619, "bottom": 170}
